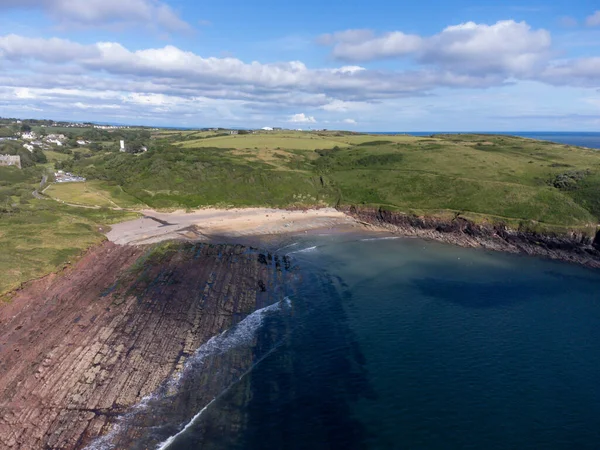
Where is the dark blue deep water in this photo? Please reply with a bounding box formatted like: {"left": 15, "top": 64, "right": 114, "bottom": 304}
{"left": 152, "top": 234, "right": 600, "bottom": 450}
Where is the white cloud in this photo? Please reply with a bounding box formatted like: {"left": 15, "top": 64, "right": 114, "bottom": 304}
{"left": 289, "top": 113, "right": 316, "bottom": 123}
{"left": 342, "top": 118, "right": 357, "bottom": 125}
{"left": 540, "top": 57, "right": 600, "bottom": 87}
{"left": 0, "top": 34, "right": 100, "bottom": 62}
{"left": 0, "top": 24, "right": 596, "bottom": 129}
{"left": 586, "top": 11, "right": 600, "bottom": 27}
{"left": 423, "top": 21, "right": 551, "bottom": 75}
{"left": 323, "top": 20, "right": 552, "bottom": 76}
{"left": 0, "top": 0, "right": 191, "bottom": 33}
{"left": 328, "top": 31, "right": 422, "bottom": 61}
{"left": 0, "top": 34, "right": 512, "bottom": 105}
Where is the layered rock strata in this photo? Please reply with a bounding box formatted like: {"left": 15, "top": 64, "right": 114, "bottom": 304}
{"left": 0, "top": 241, "right": 289, "bottom": 449}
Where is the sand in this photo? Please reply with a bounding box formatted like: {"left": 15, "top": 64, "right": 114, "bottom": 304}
{"left": 106, "top": 207, "right": 360, "bottom": 245}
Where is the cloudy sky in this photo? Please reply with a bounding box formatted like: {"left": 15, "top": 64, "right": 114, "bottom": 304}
{"left": 1, "top": 0, "right": 600, "bottom": 130}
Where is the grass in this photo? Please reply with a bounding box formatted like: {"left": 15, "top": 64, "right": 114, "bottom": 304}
{"left": 0, "top": 200, "right": 138, "bottom": 297}
{"left": 62, "top": 132, "right": 600, "bottom": 233}
{"left": 177, "top": 132, "right": 352, "bottom": 150}
{"left": 0, "top": 166, "right": 140, "bottom": 297}
{"left": 45, "top": 181, "right": 148, "bottom": 209}
{"left": 3, "top": 130, "right": 600, "bottom": 296}
{"left": 313, "top": 135, "right": 600, "bottom": 231}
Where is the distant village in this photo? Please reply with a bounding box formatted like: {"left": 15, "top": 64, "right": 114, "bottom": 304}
{"left": 0, "top": 118, "right": 148, "bottom": 176}
{"left": 0, "top": 116, "right": 327, "bottom": 178}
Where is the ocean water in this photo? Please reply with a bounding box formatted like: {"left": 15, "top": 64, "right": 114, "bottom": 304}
{"left": 384, "top": 132, "right": 600, "bottom": 149}
{"left": 133, "top": 233, "right": 600, "bottom": 450}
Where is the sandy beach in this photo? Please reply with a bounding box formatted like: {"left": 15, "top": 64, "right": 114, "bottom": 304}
{"left": 106, "top": 207, "right": 361, "bottom": 245}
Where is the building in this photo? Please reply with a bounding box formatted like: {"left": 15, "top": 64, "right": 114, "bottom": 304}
{"left": 229, "top": 130, "right": 239, "bottom": 135}
{"left": 261, "top": 127, "right": 274, "bottom": 131}
{"left": 23, "top": 144, "right": 34, "bottom": 152}
{"left": 0, "top": 154, "right": 22, "bottom": 169}
{"left": 120, "top": 140, "right": 125, "bottom": 152}
{"left": 54, "top": 171, "right": 86, "bottom": 183}
{"left": 21, "top": 132, "right": 37, "bottom": 140}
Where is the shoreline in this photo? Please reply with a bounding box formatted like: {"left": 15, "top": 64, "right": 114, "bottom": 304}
{"left": 339, "top": 206, "right": 600, "bottom": 269}
{"left": 105, "top": 205, "right": 600, "bottom": 269}
{"left": 1, "top": 207, "right": 599, "bottom": 448}
{"left": 105, "top": 207, "right": 361, "bottom": 245}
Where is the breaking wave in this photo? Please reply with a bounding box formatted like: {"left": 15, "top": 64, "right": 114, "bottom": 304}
{"left": 86, "top": 297, "right": 293, "bottom": 450}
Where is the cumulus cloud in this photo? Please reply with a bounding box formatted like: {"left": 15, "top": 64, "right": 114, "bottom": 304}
{"left": 0, "top": 23, "right": 596, "bottom": 127}
{"left": 0, "top": 0, "right": 191, "bottom": 32}
{"left": 289, "top": 113, "right": 316, "bottom": 123}
{"left": 342, "top": 118, "right": 357, "bottom": 125}
{"left": 0, "top": 34, "right": 100, "bottom": 62}
{"left": 0, "top": 34, "right": 512, "bottom": 106}
{"left": 323, "top": 30, "right": 422, "bottom": 61}
{"left": 323, "top": 20, "right": 552, "bottom": 76}
{"left": 586, "top": 11, "right": 600, "bottom": 27}
{"left": 540, "top": 57, "right": 600, "bottom": 87}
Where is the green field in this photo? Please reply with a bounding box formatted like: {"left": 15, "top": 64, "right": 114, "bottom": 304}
{"left": 178, "top": 133, "right": 352, "bottom": 150}
{"left": 0, "top": 166, "right": 139, "bottom": 297}
{"left": 175, "top": 131, "right": 427, "bottom": 150}
{"left": 45, "top": 181, "right": 148, "bottom": 209}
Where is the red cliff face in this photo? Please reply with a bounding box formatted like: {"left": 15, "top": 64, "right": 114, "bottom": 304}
{"left": 340, "top": 206, "right": 600, "bottom": 269}
{"left": 0, "top": 241, "right": 290, "bottom": 449}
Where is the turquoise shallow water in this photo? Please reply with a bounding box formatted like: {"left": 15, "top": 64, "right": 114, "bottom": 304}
{"left": 156, "top": 234, "right": 600, "bottom": 449}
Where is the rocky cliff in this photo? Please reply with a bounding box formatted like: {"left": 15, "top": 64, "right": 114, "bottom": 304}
{"left": 0, "top": 241, "right": 292, "bottom": 449}
{"left": 340, "top": 206, "right": 600, "bottom": 268}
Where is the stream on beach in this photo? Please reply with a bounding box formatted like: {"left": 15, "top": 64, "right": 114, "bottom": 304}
{"left": 93, "top": 231, "right": 600, "bottom": 450}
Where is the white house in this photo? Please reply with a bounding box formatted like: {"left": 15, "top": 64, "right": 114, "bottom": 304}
{"left": 77, "top": 140, "right": 88, "bottom": 146}
{"left": 23, "top": 143, "right": 34, "bottom": 152}
{"left": 120, "top": 140, "right": 125, "bottom": 152}
{"left": 261, "top": 127, "right": 274, "bottom": 131}
{"left": 21, "top": 132, "right": 37, "bottom": 140}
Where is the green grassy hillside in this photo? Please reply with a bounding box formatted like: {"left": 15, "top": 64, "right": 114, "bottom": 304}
{"left": 4, "top": 130, "right": 600, "bottom": 296}
{"left": 66, "top": 132, "right": 600, "bottom": 232}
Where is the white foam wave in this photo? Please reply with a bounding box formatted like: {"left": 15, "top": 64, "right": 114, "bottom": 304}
{"left": 155, "top": 397, "right": 218, "bottom": 450}
{"left": 276, "top": 242, "right": 299, "bottom": 252}
{"left": 287, "top": 246, "right": 317, "bottom": 254}
{"left": 169, "top": 297, "right": 290, "bottom": 389}
{"left": 156, "top": 298, "right": 292, "bottom": 449}
{"left": 85, "top": 297, "right": 292, "bottom": 450}
{"left": 360, "top": 236, "right": 400, "bottom": 242}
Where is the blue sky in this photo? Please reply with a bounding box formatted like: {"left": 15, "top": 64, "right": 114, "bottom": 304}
{"left": 0, "top": 0, "right": 600, "bottom": 131}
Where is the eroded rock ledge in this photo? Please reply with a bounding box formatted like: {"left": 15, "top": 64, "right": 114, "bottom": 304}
{"left": 340, "top": 206, "right": 600, "bottom": 268}
{"left": 0, "top": 241, "right": 290, "bottom": 449}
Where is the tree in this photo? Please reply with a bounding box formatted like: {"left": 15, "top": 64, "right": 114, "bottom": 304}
{"left": 20, "top": 124, "right": 32, "bottom": 133}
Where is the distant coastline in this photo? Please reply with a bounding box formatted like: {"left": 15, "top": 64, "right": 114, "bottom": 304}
{"left": 371, "top": 131, "right": 600, "bottom": 149}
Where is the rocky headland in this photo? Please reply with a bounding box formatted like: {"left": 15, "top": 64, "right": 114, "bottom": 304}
{"left": 340, "top": 206, "right": 600, "bottom": 269}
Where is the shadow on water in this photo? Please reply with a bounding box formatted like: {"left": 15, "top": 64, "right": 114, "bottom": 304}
{"left": 168, "top": 270, "right": 375, "bottom": 450}
{"left": 410, "top": 261, "right": 600, "bottom": 309}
